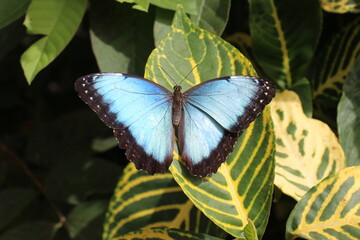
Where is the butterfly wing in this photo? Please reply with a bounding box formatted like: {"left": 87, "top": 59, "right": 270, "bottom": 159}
{"left": 75, "top": 73, "right": 174, "bottom": 174}
{"left": 179, "top": 76, "right": 275, "bottom": 176}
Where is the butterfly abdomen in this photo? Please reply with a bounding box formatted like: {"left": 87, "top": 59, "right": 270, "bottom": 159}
{"left": 172, "top": 86, "right": 183, "bottom": 126}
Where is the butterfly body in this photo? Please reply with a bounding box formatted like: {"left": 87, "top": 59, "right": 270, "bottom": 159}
{"left": 171, "top": 85, "right": 183, "bottom": 126}
{"left": 75, "top": 73, "right": 275, "bottom": 177}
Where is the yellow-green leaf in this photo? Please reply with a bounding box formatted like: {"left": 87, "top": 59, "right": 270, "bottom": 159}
{"left": 145, "top": 6, "right": 275, "bottom": 239}
{"left": 20, "top": 0, "right": 87, "bottom": 84}
{"left": 248, "top": 0, "right": 322, "bottom": 89}
{"left": 171, "top": 107, "right": 274, "bottom": 239}
{"left": 311, "top": 17, "right": 360, "bottom": 104}
{"left": 321, "top": 0, "right": 360, "bottom": 13}
{"left": 271, "top": 90, "right": 346, "bottom": 201}
{"left": 103, "top": 164, "right": 227, "bottom": 240}
{"left": 286, "top": 166, "right": 360, "bottom": 240}
{"left": 112, "top": 227, "right": 223, "bottom": 240}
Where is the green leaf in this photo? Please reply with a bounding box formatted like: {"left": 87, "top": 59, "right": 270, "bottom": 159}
{"left": 92, "top": 137, "right": 118, "bottom": 153}
{"left": 90, "top": 0, "right": 154, "bottom": 75}
{"left": 271, "top": 91, "right": 345, "bottom": 201}
{"left": 0, "top": 0, "right": 30, "bottom": 29}
{"left": 26, "top": 111, "right": 111, "bottom": 166}
{"left": 115, "top": 0, "right": 150, "bottom": 12}
{"left": 154, "top": 8, "right": 173, "bottom": 46}
{"left": 20, "top": 0, "right": 87, "bottom": 84}
{"left": 66, "top": 200, "right": 108, "bottom": 239}
{"left": 321, "top": 0, "right": 360, "bottom": 13}
{"left": 337, "top": 55, "right": 360, "bottom": 167}
{"left": 44, "top": 158, "right": 120, "bottom": 204}
{"left": 286, "top": 166, "right": 360, "bottom": 240}
{"left": 244, "top": 219, "right": 259, "bottom": 240}
{"left": 112, "top": 227, "right": 224, "bottom": 240}
{"left": 103, "top": 164, "right": 227, "bottom": 240}
{"left": 154, "top": 0, "right": 230, "bottom": 47}
{"left": 0, "top": 221, "right": 59, "bottom": 240}
{"left": 145, "top": 7, "right": 274, "bottom": 238}
{"left": 190, "top": 0, "right": 230, "bottom": 35}
{"left": 0, "top": 188, "right": 37, "bottom": 231}
{"left": 249, "top": 0, "right": 322, "bottom": 89}
{"left": 289, "top": 77, "right": 313, "bottom": 117}
{"left": 150, "top": 0, "right": 198, "bottom": 15}
{"left": 311, "top": 17, "right": 360, "bottom": 108}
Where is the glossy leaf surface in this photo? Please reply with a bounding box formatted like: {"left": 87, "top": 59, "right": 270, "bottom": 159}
{"left": 271, "top": 91, "right": 345, "bottom": 201}
{"left": 311, "top": 18, "right": 360, "bottom": 107}
{"left": 20, "top": 0, "right": 87, "bottom": 84}
{"left": 321, "top": 0, "right": 360, "bottom": 13}
{"left": 338, "top": 55, "right": 360, "bottom": 166}
{"left": 112, "top": 227, "right": 223, "bottom": 240}
{"left": 103, "top": 164, "right": 227, "bottom": 240}
{"left": 249, "top": 0, "right": 321, "bottom": 89}
{"left": 286, "top": 166, "right": 360, "bottom": 240}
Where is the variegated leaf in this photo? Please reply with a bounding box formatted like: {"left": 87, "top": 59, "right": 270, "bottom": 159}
{"left": 145, "top": 7, "right": 275, "bottom": 239}
{"left": 248, "top": 0, "right": 322, "bottom": 89}
{"left": 311, "top": 17, "right": 360, "bottom": 105}
{"left": 286, "top": 166, "right": 360, "bottom": 240}
{"left": 271, "top": 90, "right": 346, "bottom": 201}
{"left": 103, "top": 164, "right": 227, "bottom": 240}
{"left": 321, "top": 0, "right": 360, "bottom": 13}
{"left": 112, "top": 227, "right": 223, "bottom": 240}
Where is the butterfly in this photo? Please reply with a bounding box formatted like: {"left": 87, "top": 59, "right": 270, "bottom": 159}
{"left": 75, "top": 72, "right": 275, "bottom": 177}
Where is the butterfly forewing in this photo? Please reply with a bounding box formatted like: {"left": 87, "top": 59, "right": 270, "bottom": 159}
{"left": 75, "top": 73, "right": 175, "bottom": 174}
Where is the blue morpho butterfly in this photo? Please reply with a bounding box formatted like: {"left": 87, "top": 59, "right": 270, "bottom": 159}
{"left": 75, "top": 69, "right": 275, "bottom": 177}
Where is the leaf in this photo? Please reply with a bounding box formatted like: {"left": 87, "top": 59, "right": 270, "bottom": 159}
{"left": 321, "top": 0, "right": 360, "bottom": 13}
{"left": 26, "top": 111, "right": 111, "bottom": 167}
{"left": 0, "top": 188, "right": 37, "bottom": 231}
{"left": 244, "top": 219, "right": 259, "bottom": 240}
{"left": 271, "top": 90, "right": 346, "bottom": 201}
{"left": 66, "top": 200, "right": 108, "bottom": 238}
{"left": 145, "top": 7, "right": 274, "bottom": 238}
{"left": 289, "top": 77, "right": 313, "bottom": 117}
{"left": 154, "top": 8, "right": 173, "bottom": 46}
{"left": 0, "top": 221, "right": 59, "bottom": 240}
{"left": 189, "top": 0, "right": 231, "bottom": 35}
{"left": 154, "top": 0, "right": 230, "bottom": 47}
{"left": 112, "top": 227, "right": 224, "bottom": 240}
{"left": 20, "top": 0, "right": 87, "bottom": 84}
{"left": 311, "top": 17, "right": 360, "bottom": 106}
{"left": 150, "top": 0, "right": 198, "bottom": 15}
{"left": 337, "top": 55, "right": 360, "bottom": 167}
{"left": 44, "top": 158, "right": 120, "bottom": 204}
{"left": 92, "top": 137, "right": 118, "bottom": 153}
{"left": 103, "top": 164, "right": 227, "bottom": 240}
{"left": 249, "top": 0, "right": 322, "bottom": 89}
{"left": 286, "top": 166, "right": 360, "bottom": 240}
{"left": 0, "top": 0, "right": 30, "bottom": 29}
{"left": 115, "top": 0, "right": 150, "bottom": 12}
{"left": 90, "top": 0, "right": 154, "bottom": 75}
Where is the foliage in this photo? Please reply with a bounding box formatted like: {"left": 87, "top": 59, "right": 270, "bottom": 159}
{"left": 0, "top": 0, "right": 359, "bottom": 240}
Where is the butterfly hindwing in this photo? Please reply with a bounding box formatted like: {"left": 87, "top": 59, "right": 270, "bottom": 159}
{"left": 178, "top": 103, "right": 238, "bottom": 177}
{"left": 75, "top": 73, "right": 174, "bottom": 174}
{"left": 179, "top": 76, "right": 275, "bottom": 176}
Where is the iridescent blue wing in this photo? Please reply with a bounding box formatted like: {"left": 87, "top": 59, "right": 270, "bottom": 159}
{"left": 75, "top": 73, "right": 174, "bottom": 174}
{"left": 179, "top": 76, "right": 275, "bottom": 176}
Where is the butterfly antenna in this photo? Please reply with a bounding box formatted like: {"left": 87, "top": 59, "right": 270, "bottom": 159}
{"left": 178, "top": 64, "right": 198, "bottom": 86}
{"left": 157, "top": 65, "right": 177, "bottom": 86}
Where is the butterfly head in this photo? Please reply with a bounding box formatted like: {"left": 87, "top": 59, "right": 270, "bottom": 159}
{"left": 173, "top": 85, "right": 182, "bottom": 92}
